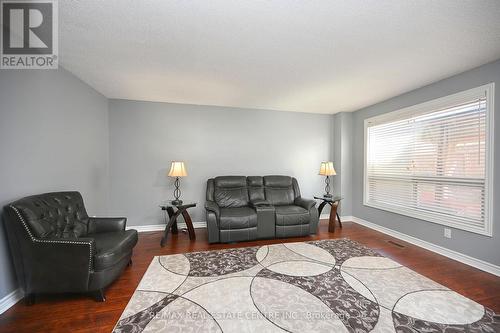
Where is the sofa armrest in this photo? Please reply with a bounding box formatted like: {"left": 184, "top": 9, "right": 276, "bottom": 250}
{"left": 30, "top": 237, "right": 95, "bottom": 292}
{"left": 88, "top": 217, "right": 126, "bottom": 234}
{"left": 205, "top": 201, "right": 220, "bottom": 243}
{"left": 249, "top": 199, "right": 271, "bottom": 208}
{"left": 294, "top": 197, "right": 316, "bottom": 210}
{"left": 205, "top": 200, "right": 220, "bottom": 219}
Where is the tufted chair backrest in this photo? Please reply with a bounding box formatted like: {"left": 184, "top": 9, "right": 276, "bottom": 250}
{"left": 7, "top": 192, "right": 89, "bottom": 239}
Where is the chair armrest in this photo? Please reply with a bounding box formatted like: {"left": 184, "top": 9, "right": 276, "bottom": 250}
{"left": 30, "top": 237, "right": 95, "bottom": 291}
{"left": 88, "top": 217, "right": 127, "bottom": 234}
{"left": 205, "top": 201, "right": 220, "bottom": 219}
{"left": 294, "top": 197, "right": 316, "bottom": 210}
{"left": 249, "top": 199, "right": 272, "bottom": 208}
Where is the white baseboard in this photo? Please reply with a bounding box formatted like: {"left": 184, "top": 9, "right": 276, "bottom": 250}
{"left": 128, "top": 221, "right": 207, "bottom": 232}
{"left": 132, "top": 217, "right": 354, "bottom": 232}
{"left": 351, "top": 216, "right": 500, "bottom": 277}
{"left": 131, "top": 217, "right": 354, "bottom": 232}
{"left": 129, "top": 224, "right": 165, "bottom": 232}
{"left": 0, "top": 288, "right": 23, "bottom": 315}
{"left": 320, "top": 214, "right": 353, "bottom": 221}
{"left": 179, "top": 222, "right": 207, "bottom": 229}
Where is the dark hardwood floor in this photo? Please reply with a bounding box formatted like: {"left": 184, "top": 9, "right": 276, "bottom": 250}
{"left": 0, "top": 219, "right": 499, "bottom": 332}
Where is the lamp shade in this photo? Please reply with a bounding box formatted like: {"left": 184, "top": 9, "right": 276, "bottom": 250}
{"left": 168, "top": 161, "right": 187, "bottom": 177}
{"left": 319, "top": 161, "right": 336, "bottom": 176}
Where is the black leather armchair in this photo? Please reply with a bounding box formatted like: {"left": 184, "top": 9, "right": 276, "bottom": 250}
{"left": 3, "top": 191, "right": 138, "bottom": 303}
{"left": 205, "top": 175, "right": 319, "bottom": 243}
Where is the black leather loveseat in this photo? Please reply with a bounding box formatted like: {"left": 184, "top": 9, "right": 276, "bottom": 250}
{"left": 3, "top": 191, "right": 138, "bottom": 303}
{"left": 205, "top": 175, "right": 318, "bottom": 243}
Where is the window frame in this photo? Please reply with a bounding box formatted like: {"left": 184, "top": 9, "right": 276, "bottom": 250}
{"left": 363, "top": 83, "right": 495, "bottom": 236}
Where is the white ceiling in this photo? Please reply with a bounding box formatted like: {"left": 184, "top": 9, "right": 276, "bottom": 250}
{"left": 60, "top": 1, "right": 500, "bottom": 114}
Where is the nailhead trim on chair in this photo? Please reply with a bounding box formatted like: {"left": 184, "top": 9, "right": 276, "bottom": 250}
{"left": 9, "top": 205, "right": 94, "bottom": 272}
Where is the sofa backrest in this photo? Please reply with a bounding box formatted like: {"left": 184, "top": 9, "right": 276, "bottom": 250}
{"left": 263, "top": 175, "right": 299, "bottom": 206}
{"left": 5, "top": 191, "right": 89, "bottom": 239}
{"left": 212, "top": 176, "right": 249, "bottom": 208}
{"left": 247, "top": 176, "right": 265, "bottom": 202}
{"left": 207, "top": 175, "right": 302, "bottom": 207}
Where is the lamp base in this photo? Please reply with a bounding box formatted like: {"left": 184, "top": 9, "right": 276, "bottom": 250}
{"left": 172, "top": 177, "right": 183, "bottom": 206}
{"left": 323, "top": 176, "right": 333, "bottom": 199}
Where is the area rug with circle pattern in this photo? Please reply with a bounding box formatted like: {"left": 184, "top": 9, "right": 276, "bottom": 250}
{"left": 113, "top": 238, "right": 500, "bottom": 332}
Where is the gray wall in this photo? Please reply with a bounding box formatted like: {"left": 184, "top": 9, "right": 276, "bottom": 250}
{"left": 349, "top": 59, "right": 500, "bottom": 265}
{"left": 0, "top": 68, "right": 109, "bottom": 300}
{"left": 108, "top": 99, "right": 333, "bottom": 226}
{"left": 332, "top": 114, "right": 342, "bottom": 202}
{"left": 332, "top": 112, "right": 353, "bottom": 216}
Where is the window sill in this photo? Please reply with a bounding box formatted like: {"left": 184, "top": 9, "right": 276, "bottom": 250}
{"left": 362, "top": 200, "right": 492, "bottom": 237}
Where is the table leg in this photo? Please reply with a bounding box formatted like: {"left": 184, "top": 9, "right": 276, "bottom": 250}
{"left": 336, "top": 212, "right": 342, "bottom": 228}
{"left": 167, "top": 207, "right": 178, "bottom": 234}
{"left": 161, "top": 209, "right": 182, "bottom": 247}
{"left": 181, "top": 210, "right": 196, "bottom": 240}
{"left": 317, "top": 201, "right": 327, "bottom": 216}
{"left": 328, "top": 201, "right": 339, "bottom": 233}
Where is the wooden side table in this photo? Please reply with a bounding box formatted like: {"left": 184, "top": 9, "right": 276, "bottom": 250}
{"left": 314, "top": 196, "right": 343, "bottom": 232}
{"left": 160, "top": 201, "right": 196, "bottom": 247}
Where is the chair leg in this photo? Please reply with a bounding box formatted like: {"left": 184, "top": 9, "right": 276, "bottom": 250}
{"left": 93, "top": 289, "right": 106, "bottom": 302}
{"left": 24, "top": 293, "right": 35, "bottom": 306}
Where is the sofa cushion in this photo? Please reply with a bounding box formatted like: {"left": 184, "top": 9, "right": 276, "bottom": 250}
{"left": 264, "top": 176, "right": 295, "bottom": 206}
{"left": 275, "top": 205, "right": 310, "bottom": 226}
{"left": 247, "top": 176, "right": 265, "bottom": 202}
{"left": 214, "top": 176, "right": 247, "bottom": 188}
{"left": 264, "top": 176, "right": 293, "bottom": 187}
{"left": 219, "top": 207, "right": 257, "bottom": 230}
{"left": 92, "top": 230, "right": 138, "bottom": 271}
{"left": 214, "top": 176, "right": 249, "bottom": 208}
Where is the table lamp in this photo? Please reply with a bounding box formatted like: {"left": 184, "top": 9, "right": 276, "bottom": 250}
{"left": 319, "top": 161, "right": 336, "bottom": 197}
{"left": 168, "top": 161, "right": 187, "bottom": 205}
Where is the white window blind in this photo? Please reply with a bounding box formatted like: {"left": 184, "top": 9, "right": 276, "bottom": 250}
{"left": 364, "top": 84, "right": 494, "bottom": 236}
